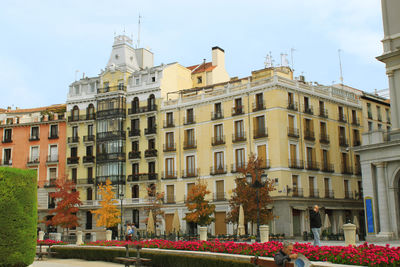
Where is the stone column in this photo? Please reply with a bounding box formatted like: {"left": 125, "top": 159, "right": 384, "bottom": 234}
{"left": 259, "top": 225, "right": 269, "bottom": 243}
{"left": 91, "top": 232, "right": 96, "bottom": 242}
{"left": 388, "top": 72, "right": 399, "bottom": 130}
{"left": 38, "top": 231, "right": 45, "bottom": 241}
{"left": 343, "top": 223, "right": 356, "bottom": 246}
{"left": 76, "top": 231, "right": 83, "bottom": 245}
{"left": 376, "top": 163, "right": 391, "bottom": 235}
{"left": 199, "top": 226, "right": 208, "bottom": 241}
{"left": 106, "top": 230, "right": 112, "bottom": 241}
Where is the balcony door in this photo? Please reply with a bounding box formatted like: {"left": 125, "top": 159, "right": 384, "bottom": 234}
{"left": 257, "top": 145, "right": 267, "bottom": 168}
{"left": 214, "top": 152, "right": 224, "bottom": 171}
{"left": 50, "top": 145, "right": 58, "bottom": 161}
{"left": 186, "top": 156, "right": 195, "bottom": 176}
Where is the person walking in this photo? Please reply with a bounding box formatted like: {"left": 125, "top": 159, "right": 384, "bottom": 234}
{"left": 126, "top": 223, "right": 133, "bottom": 241}
{"left": 310, "top": 205, "right": 322, "bottom": 246}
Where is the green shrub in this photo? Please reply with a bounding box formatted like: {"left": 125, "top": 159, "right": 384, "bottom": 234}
{"left": 0, "top": 168, "right": 37, "bottom": 267}
{"left": 52, "top": 247, "right": 253, "bottom": 267}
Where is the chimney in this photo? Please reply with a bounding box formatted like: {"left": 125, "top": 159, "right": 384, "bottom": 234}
{"left": 212, "top": 46, "right": 225, "bottom": 67}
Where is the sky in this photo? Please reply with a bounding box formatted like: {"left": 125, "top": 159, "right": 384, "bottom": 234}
{"left": 0, "top": 0, "right": 387, "bottom": 109}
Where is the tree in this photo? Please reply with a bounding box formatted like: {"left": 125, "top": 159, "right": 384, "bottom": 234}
{"left": 46, "top": 178, "right": 82, "bottom": 232}
{"left": 143, "top": 184, "right": 164, "bottom": 229}
{"left": 91, "top": 179, "right": 120, "bottom": 228}
{"left": 227, "top": 154, "right": 275, "bottom": 231}
{"left": 184, "top": 179, "right": 215, "bottom": 226}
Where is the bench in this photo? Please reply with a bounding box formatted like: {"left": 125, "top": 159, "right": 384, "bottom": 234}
{"left": 114, "top": 244, "right": 152, "bottom": 267}
{"left": 251, "top": 256, "right": 294, "bottom": 267}
{"left": 36, "top": 244, "right": 57, "bottom": 260}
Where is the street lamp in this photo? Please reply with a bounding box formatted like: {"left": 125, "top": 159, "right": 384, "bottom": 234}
{"left": 246, "top": 171, "right": 268, "bottom": 242}
{"left": 119, "top": 192, "right": 124, "bottom": 241}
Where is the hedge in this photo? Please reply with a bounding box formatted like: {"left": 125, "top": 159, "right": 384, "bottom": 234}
{"left": 0, "top": 168, "right": 37, "bottom": 267}
{"left": 52, "top": 247, "right": 253, "bottom": 267}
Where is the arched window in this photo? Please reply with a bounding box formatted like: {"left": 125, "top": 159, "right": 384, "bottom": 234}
{"left": 132, "top": 185, "right": 139, "bottom": 198}
{"left": 87, "top": 104, "right": 95, "bottom": 120}
{"left": 132, "top": 97, "right": 139, "bottom": 114}
{"left": 72, "top": 106, "right": 79, "bottom": 121}
{"left": 147, "top": 94, "right": 155, "bottom": 111}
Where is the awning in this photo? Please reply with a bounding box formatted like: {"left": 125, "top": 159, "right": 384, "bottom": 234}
{"left": 292, "top": 206, "right": 309, "bottom": 211}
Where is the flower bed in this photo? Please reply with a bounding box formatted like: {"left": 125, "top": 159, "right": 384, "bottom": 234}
{"left": 84, "top": 239, "right": 400, "bottom": 266}
{"left": 37, "top": 239, "right": 67, "bottom": 246}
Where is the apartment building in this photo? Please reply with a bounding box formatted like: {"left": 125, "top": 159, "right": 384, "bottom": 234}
{"left": 0, "top": 105, "right": 67, "bottom": 228}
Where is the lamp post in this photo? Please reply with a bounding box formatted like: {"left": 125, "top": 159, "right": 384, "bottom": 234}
{"left": 246, "top": 171, "right": 268, "bottom": 242}
{"left": 120, "top": 192, "right": 124, "bottom": 241}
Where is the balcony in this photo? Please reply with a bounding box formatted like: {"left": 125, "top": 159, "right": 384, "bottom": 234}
{"left": 181, "top": 168, "right": 199, "bottom": 178}
{"left": 48, "top": 134, "right": 59, "bottom": 140}
{"left": 211, "top": 111, "right": 224, "bottom": 120}
{"left": 321, "top": 163, "right": 334, "bottom": 173}
{"left": 86, "top": 113, "right": 96, "bottom": 120}
{"left": 214, "top": 192, "right": 226, "bottom": 201}
{"left": 96, "top": 175, "right": 126, "bottom": 185}
{"left": 96, "top": 153, "right": 125, "bottom": 163}
{"left": 163, "top": 143, "right": 176, "bottom": 152}
{"left": 165, "top": 195, "right": 176, "bottom": 204}
{"left": 305, "top": 161, "right": 320, "bottom": 171}
{"left": 67, "top": 157, "right": 80, "bottom": 165}
{"left": 339, "top": 137, "right": 349, "bottom": 147}
{"left": 287, "top": 102, "right": 298, "bottom": 111}
{"left": 303, "top": 105, "right": 314, "bottom": 115}
{"left": 309, "top": 189, "right": 319, "bottom": 198}
{"left": 304, "top": 130, "right": 315, "bottom": 141}
{"left": 231, "top": 106, "right": 244, "bottom": 116}
{"left": 344, "top": 190, "right": 354, "bottom": 199}
{"left": 292, "top": 188, "right": 304, "bottom": 197}
{"left": 67, "top": 136, "right": 80, "bottom": 144}
{"left": 252, "top": 102, "right": 265, "bottom": 112}
{"left": 163, "top": 120, "right": 175, "bottom": 128}
{"left": 319, "top": 108, "right": 328, "bottom": 118}
{"left": 83, "top": 155, "right": 95, "bottom": 164}
{"left": 183, "top": 140, "right": 197, "bottom": 150}
{"left": 46, "top": 155, "right": 59, "bottom": 164}
{"left": 128, "top": 151, "right": 141, "bottom": 159}
{"left": 144, "top": 149, "right": 157, "bottom": 158}
{"left": 287, "top": 127, "right": 299, "bottom": 138}
{"left": 44, "top": 179, "right": 57, "bottom": 188}
{"left": 341, "top": 165, "right": 353, "bottom": 175}
{"left": 338, "top": 114, "right": 347, "bottom": 123}
{"left": 210, "top": 165, "right": 227, "bottom": 175}
{"left": 162, "top": 171, "right": 177, "bottom": 180}
{"left": 231, "top": 163, "right": 247, "bottom": 173}
{"left": 212, "top": 135, "right": 225, "bottom": 146}
{"left": 351, "top": 118, "right": 360, "bottom": 126}
{"left": 128, "top": 129, "right": 140, "bottom": 137}
{"left": 288, "top": 159, "right": 304, "bottom": 169}
{"left": 96, "top": 108, "right": 126, "bottom": 119}
{"left": 97, "top": 85, "right": 126, "bottom": 93}
{"left": 2, "top": 138, "right": 12, "bottom": 143}
{"left": 254, "top": 128, "right": 268, "bottom": 139}
{"left": 128, "top": 104, "right": 157, "bottom": 115}
{"left": 29, "top": 135, "right": 40, "bottom": 141}
{"left": 27, "top": 157, "right": 40, "bottom": 166}
{"left": 183, "top": 116, "right": 196, "bottom": 125}
{"left": 77, "top": 178, "right": 94, "bottom": 185}
{"left": 324, "top": 190, "right": 335, "bottom": 199}
{"left": 353, "top": 139, "right": 361, "bottom": 146}
{"left": 144, "top": 127, "right": 157, "bottom": 135}
{"left": 83, "top": 135, "right": 95, "bottom": 142}
{"left": 127, "top": 173, "right": 158, "bottom": 182}
{"left": 97, "top": 131, "right": 126, "bottom": 141}
{"left": 232, "top": 132, "right": 246, "bottom": 143}
{"left": 319, "top": 133, "right": 330, "bottom": 144}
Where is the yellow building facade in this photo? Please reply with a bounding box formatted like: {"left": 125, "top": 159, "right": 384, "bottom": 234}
{"left": 65, "top": 35, "right": 389, "bottom": 239}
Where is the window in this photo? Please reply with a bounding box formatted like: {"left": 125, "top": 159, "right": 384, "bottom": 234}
{"left": 309, "top": 177, "right": 315, "bottom": 197}
{"left": 50, "top": 125, "right": 58, "bottom": 138}
{"left": 151, "top": 76, "right": 156, "bottom": 82}
{"left": 304, "top": 97, "right": 310, "bottom": 113}
{"left": 166, "top": 132, "right": 174, "bottom": 148}
{"left": 257, "top": 144, "right": 267, "bottom": 168}
{"left": 289, "top": 144, "right": 297, "bottom": 162}
{"left": 71, "top": 168, "right": 77, "bottom": 183}
{"left": 88, "top": 167, "right": 93, "bottom": 179}
{"left": 71, "top": 147, "right": 78, "bottom": 158}
{"left": 86, "top": 211, "right": 92, "bottom": 230}
{"left": 131, "top": 97, "right": 139, "bottom": 113}
{"left": 324, "top": 178, "right": 331, "bottom": 197}
{"left": 166, "top": 112, "right": 173, "bottom": 126}
{"left": 135, "top": 78, "right": 139, "bottom": 85}
{"left": 49, "top": 167, "right": 57, "bottom": 180}
{"left": 147, "top": 94, "right": 155, "bottom": 109}
{"left": 3, "top": 148, "right": 11, "bottom": 165}
{"left": 72, "top": 126, "right": 78, "bottom": 138}
{"left": 131, "top": 119, "right": 140, "bottom": 131}
{"left": 31, "top": 126, "right": 39, "bottom": 140}
{"left": 186, "top": 156, "right": 195, "bottom": 176}
{"left": 344, "top": 180, "right": 350, "bottom": 198}
{"left": 339, "top": 126, "right": 346, "bottom": 140}
{"left": 86, "top": 146, "right": 93, "bottom": 156}
{"left": 320, "top": 122, "right": 327, "bottom": 137}
{"left": 234, "top": 98, "right": 242, "bottom": 113}
{"left": 235, "top": 148, "right": 245, "bottom": 168}
{"left": 118, "top": 81, "right": 124, "bottom": 90}
{"left": 132, "top": 141, "right": 139, "bottom": 152}
{"left": 338, "top": 106, "right": 345, "bottom": 121}
{"left": 214, "top": 124, "right": 223, "bottom": 138}
{"left": 378, "top": 124, "right": 382, "bottom": 130}
{"left": 292, "top": 175, "right": 300, "bottom": 196}
{"left": 367, "top": 103, "right": 372, "bottom": 119}
{"left": 30, "top": 146, "right": 39, "bottom": 162}
{"left": 197, "top": 76, "right": 202, "bottom": 84}
{"left": 256, "top": 93, "right": 263, "bottom": 107}
{"left": 166, "top": 185, "right": 174, "bottom": 203}
{"left": 319, "top": 101, "right": 325, "bottom": 116}
{"left": 215, "top": 103, "right": 222, "bottom": 114}
{"left": 377, "top": 106, "right": 382, "bottom": 121}
{"left": 351, "top": 110, "right": 357, "bottom": 124}
{"left": 187, "top": 183, "right": 195, "bottom": 196}
{"left": 49, "top": 145, "right": 58, "bottom": 161}
{"left": 132, "top": 163, "right": 139, "bottom": 174}
{"left": 165, "top": 158, "right": 175, "bottom": 177}
{"left": 254, "top": 116, "right": 266, "bottom": 137}
{"left": 234, "top": 120, "right": 244, "bottom": 137}
{"left": 186, "top": 109, "right": 194, "bottom": 123}
{"left": 148, "top": 139, "right": 155, "bottom": 150}
{"left": 72, "top": 106, "right": 79, "bottom": 121}
{"left": 386, "top": 108, "right": 391, "bottom": 123}
{"left": 147, "top": 116, "right": 156, "bottom": 129}
{"left": 216, "top": 180, "right": 225, "bottom": 200}
{"left": 288, "top": 92, "right": 294, "bottom": 105}
{"left": 3, "top": 129, "right": 12, "bottom": 142}
{"left": 368, "top": 121, "right": 373, "bottom": 131}
{"left": 87, "top": 124, "right": 93, "bottom": 137}
{"left": 184, "top": 129, "right": 195, "bottom": 147}
{"left": 148, "top": 161, "right": 155, "bottom": 174}
{"left": 322, "top": 149, "right": 329, "bottom": 168}
{"left": 214, "top": 151, "right": 224, "bottom": 170}
{"left": 103, "top": 82, "right": 109, "bottom": 90}
{"left": 90, "top": 83, "right": 95, "bottom": 92}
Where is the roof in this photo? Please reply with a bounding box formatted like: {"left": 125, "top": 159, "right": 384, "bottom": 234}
{"left": 187, "top": 62, "right": 217, "bottom": 74}
{"left": 1, "top": 104, "right": 66, "bottom": 114}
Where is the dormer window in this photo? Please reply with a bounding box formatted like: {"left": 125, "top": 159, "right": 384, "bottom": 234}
{"left": 197, "top": 76, "right": 202, "bottom": 84}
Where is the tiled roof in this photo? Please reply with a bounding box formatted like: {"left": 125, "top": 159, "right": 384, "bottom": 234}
{"left": 2, "top": 104, "right": 66, "bottom": 114}
{"left": 187, "top": 62, "right": 216, "bottom": 74}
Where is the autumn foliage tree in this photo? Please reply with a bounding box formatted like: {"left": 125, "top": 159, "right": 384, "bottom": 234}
{"left": 46, "top": 178, "right": 82, "bottom": 232}
{"left": 91, "top": 179, "right": 120, "bottom": 229}
{"left": 184, "top": 179, "right": 215, "bottom": 226}
{"left": 227, "top": 154, "right": 275, "bottom": 230}
{"left": 143, "top": 185, "right": 165, "bottom": 229}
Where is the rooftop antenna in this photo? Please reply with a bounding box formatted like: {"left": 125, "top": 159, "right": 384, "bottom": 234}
{"left": 338, "top": 49, "right": 344, "bottom": 85}
{"left": 264, "top": 53, "right": 272, "bottom": 68}
{"left": 137, "top": 13, "right": 142, "bottom": 48}
{"left": 290, "top": 48, "right": 296, "bottom": 71}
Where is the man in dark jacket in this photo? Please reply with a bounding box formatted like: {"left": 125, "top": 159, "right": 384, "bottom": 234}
{"left": 310, "top": 205, "right": 322, "bottom": 246}
{"left": 274, "top": 241, "right": 298, "bottom": 266}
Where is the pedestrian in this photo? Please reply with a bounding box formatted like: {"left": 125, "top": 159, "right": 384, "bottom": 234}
{"left": 310, "top": 205, "right": 322, "bottom": 246}
{"left": 274, "top": 241, "right": 298, "bottom": 267}
{"left": 131, "top": 223, "right": 137, "bottom": 240}
{"left": 126, "top": 223, "right": 133, "bottom": 241}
